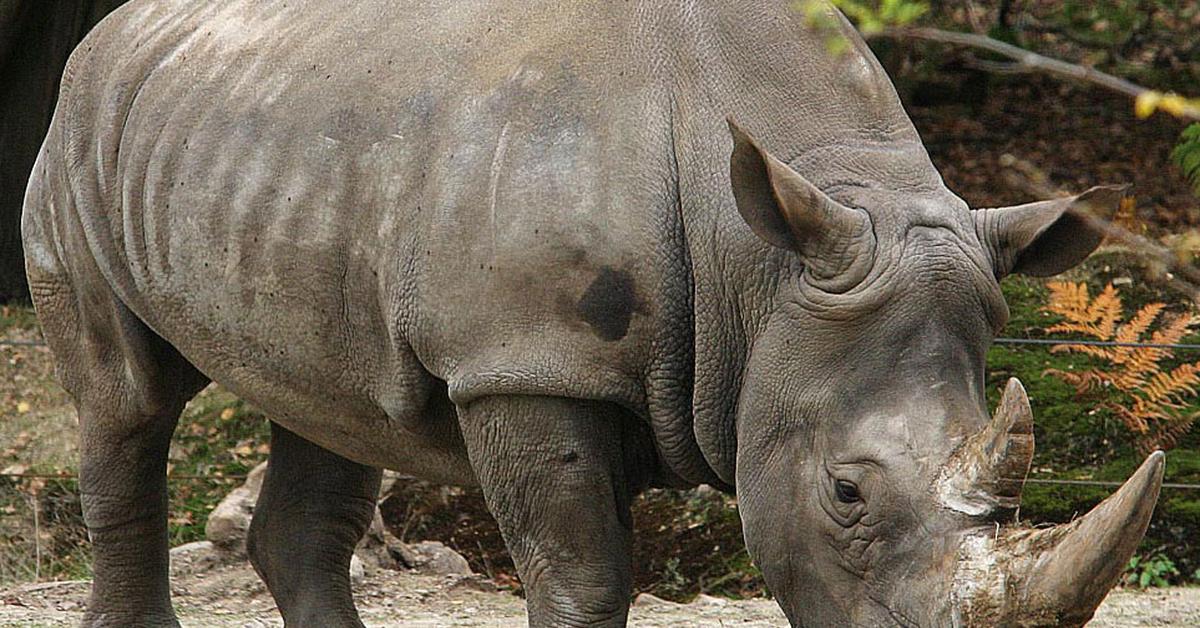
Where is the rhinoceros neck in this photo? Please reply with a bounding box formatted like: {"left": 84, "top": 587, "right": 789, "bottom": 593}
{"left": 660, "top": 1, "right": 949, "bottom": 484}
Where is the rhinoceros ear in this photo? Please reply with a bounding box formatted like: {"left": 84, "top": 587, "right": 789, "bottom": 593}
{"left": 727, "top": 117, "right": 875, "bottom": 290}
{"left": 973, "top": 186, "right": 1125, "bottom": 278}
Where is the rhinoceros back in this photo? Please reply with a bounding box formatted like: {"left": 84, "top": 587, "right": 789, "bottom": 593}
{"left": 25, "top": 0, "right": 704, "bottom": 478}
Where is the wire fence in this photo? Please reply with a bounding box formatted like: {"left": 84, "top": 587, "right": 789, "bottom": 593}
{"left": 5, "top": 332, "right": 1200, "bottom": 490}
{"left": 7, "top": 336, "right": 1200, "bottom": 350}
{"left": 2, "top": 470, "right": 1199, "bottom": 491}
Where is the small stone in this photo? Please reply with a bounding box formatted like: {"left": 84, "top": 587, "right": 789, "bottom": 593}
{"left": 408, "top": 541, "right": 472, "bottom": 576}
{"left": 170, "top": 540, "right": 215, "bottom": 558}
{"left": 205, "top": 461, "right": 268, "bottom": 553}
{"left": 445, "top": 574, "right": 498, "bottom": 593}
{"left": 169, "top": 540, "right": 232, "bottom": 575}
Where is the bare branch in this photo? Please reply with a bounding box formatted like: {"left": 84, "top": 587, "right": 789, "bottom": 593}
{"left": 867, "top": 26, "right": 1200, "bottom": 121}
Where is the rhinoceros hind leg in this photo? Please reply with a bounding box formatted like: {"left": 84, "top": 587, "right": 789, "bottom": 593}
{"left": 246, "top": 422, "right": 382, "bottom": 627}
{"left": 458, "top": 395, "right": 635, "bottom": 628}
{"left": 28, "top": 276, "right": 208, "bottom": 628}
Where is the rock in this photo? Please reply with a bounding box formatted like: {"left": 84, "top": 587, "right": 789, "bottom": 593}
{"left": 633, "top": 593, "right": 678, "bottom": 608}
{"left": 390, "top": 541, "right": 420, "bottom": 568}
{"left": 205, "top": 461, "right": 268, "bottom": 553}
{"left": 397, "top": 541, "right": 473, "bottom": 576}
{"left": 169, "top": 540, "right": 237, "bottom": 576}
{"left": 350, "top": 554, "right": 366, "bottom": 585}
{"left": 692, "top": 593, "right": 729, "bottom": 607}
{"left": 378, "top": 470, "right": 405, "bottom": 497}
{"left": 355, "top": 506, "right": 407, "bottom": 570}
{"left": 170, "top": 540, "right": 215, "bottom": 558}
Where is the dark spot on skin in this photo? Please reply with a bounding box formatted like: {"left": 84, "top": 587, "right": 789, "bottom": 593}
{"left": 577, "top": 267, "right": 640, "bottom": 342}
{"left": 562, "top": 451, "right": 578, "bottom": 463}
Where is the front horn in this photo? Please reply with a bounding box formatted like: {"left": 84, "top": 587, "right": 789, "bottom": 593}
{"left": 1006, "top": 450, "right": 1165, "bottom": 626}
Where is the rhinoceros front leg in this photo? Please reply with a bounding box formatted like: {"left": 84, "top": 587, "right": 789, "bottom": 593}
{"left": 246, "top": 422, "right": 382, "bottom": 628}
{"left": 459, "top": 395, "right": 635, "bottom": 627}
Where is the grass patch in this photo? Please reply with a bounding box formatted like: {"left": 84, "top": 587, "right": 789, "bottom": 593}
{"left": 0, "top": 304, "right": 37, "bottom": 335}
{"left": 167, "top": 389, "right": 271, "bottom": 546}
{"left": 0, "top": 386, "right": 270, "bottom": 584}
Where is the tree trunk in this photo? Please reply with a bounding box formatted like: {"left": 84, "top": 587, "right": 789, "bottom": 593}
{"left": 0, "top": 0, "right": 127, "bottom": 302}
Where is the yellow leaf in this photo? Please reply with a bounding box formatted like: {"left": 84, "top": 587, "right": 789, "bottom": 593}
{"left": 15, "top": 401, "right": 30, "bottom": 413}
{"left": 220, "top": 408, "right": 235, "bottom": 421}
{"left": 1135, "top": 91, "right": 1162, "bottom": 119}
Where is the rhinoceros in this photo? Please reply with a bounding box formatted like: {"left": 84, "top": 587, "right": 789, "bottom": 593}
{"left": 22, "top": 0, "right": 1163, "bottom": 626}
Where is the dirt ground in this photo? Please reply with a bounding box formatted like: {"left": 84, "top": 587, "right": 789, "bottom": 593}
{"left": 0, "top": 542, "right": 1198, "bottom": 628}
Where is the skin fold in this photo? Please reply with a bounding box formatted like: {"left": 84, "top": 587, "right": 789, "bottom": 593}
{"left": 21, "top": 1, "right": 1156, "bottom": 626}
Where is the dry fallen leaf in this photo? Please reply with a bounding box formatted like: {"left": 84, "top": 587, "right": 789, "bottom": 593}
{"left": 15, "top": 401, "right": 30, "bottom": 413}
{"left": 220, "top": 408, "right": 236, "bottom": 421}
{"left": 1, "top": 463, "right": 29, "bottom": 476}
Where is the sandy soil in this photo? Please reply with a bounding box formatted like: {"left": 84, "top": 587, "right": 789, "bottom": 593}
{"left": 1, "top": 542, "right": 1197, "bottom": 628}
{"left": 0, "top": 542, "right": 788, "bottom": 627}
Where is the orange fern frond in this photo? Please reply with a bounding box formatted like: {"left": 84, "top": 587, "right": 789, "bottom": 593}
{"left": 1110, "top": 302, "right": 1166, "bottom": 366}
{"left": 1090, "top": 284, "right": 1123, "bottom": 340}
{"left": 1149, "top": 414, "right": 1200, "bottom": 451}
{"left": 1150, "top": 312, "right": 1199, "bottom": 346}
{"left": 1044, "top": 282, "right": 1123, "bottom": 340}
{"left": 1041, "top": 282, "right": 1200, "bottom": 452}
{"left": 1044, "top": 281, "right": 1093, "bottom": 321}
{"left": 1142, "top": 363, "right": 1200, "bottom": 406}
{"left": 1048, "top": 342, "right": 1117, "bottom": 361}
{"left": 1044, "top": 368, "right": 1107, "bottom": 395}
{"left": 1112, "top": 405, "right": 1151, "bottom": 434}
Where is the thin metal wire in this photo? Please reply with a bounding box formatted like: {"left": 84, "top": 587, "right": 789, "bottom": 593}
{"left": 1, "top": 471, "right": 1197, "bottom": 490}
{"left": 1024, "top": 477, "right": 1200, "bottom": 490}
{"left": 7, "top": 336, "right": 1200, "bottom": 350}
{"left": 4, "top": 335, "right": 1200, "bottom": 490}
{"left": 0, "top": 472, "right": 246, "bottom": 481}
{"left": 0, "top": 338, "right": 46, "bottom": 347}
{"left": 994, "top": 337, "right": 1200, "bottom": 351}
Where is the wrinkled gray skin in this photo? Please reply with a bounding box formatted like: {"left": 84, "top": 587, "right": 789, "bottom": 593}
{"left": 22, "top": 1, "right": 1163, "bottom": 627}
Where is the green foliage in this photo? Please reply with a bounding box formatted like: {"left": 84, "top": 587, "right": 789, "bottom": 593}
{"left": 830, "top": 0, "right": 928, "bottom": 34}
{"left": 0, "top": 304, "right": 37, "bottom": 335}
{"left": 1173, "top": 123, "right": 1200, "bottom": 196}
{"left": 0, "top": 388, "right": 269, "bottom": 583}
{"left": 1125, "top": 553, "right": 1179, "bottom": 588}
{"left": 797, "top": 0, "right": 928, "bottom": 54}
{"left": 990, "top": 271, "right": 1200, "bottom": 584}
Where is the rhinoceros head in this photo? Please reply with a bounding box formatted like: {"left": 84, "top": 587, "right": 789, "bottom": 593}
{"left": 725, "top": 120, "right": 1162, "bottom": 627}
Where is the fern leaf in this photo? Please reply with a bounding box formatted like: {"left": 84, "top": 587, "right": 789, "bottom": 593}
{"left": 1048, "top": 342, "right": 1116, "bottom": 361}
{"left": 1150, "top": 313, "right": 1199, "bottom": 347}
{"left": 1090, "top": 284, "right": 1123, "bottom": 340}
{"left": 1042, "top": 282, "right": 1200, "bottom": 452}
{"left": 1172, "top": 123, "right": 1200, "bottom": 195}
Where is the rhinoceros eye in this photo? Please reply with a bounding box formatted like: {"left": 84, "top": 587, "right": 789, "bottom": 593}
{"left": 834, "top": 479, "right": 861, "bottom": 503}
